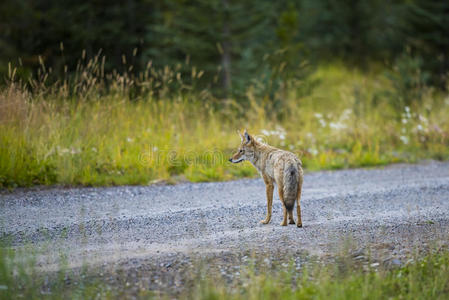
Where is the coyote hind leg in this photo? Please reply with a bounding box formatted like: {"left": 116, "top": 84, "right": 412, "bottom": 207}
{"left": 296, "top": 177, "right": 303, "bottom": 228}
{"left": 288, "top": 210, "right": 295, "bottom": 224}
{"left": 278, "top": 188, "right": 288, "bottom": 226}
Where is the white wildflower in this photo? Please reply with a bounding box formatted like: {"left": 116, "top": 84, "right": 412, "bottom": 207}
{"left": 399, "top": 135, "right": 409, "bottom": 144}
{"left": 127, "top": 137, "right": 134, "bottom": 142}
{"left": 260, "top": 126, "right": 286, "bottom": 140}
{"left": 401, "top": 118, "right": 408, "bottom": 124}
{"left": 329, "top": 122, "right": 346, "bottom": 130}
{"left": 91, "top": 147, "right": 98, "bottom": 152}
{"left": 70, "top": 148, "right": 81, "bottom": 155}
{"left": 314, "top": 113, "right": 323, "bottom": 119}
{"left": 404, "top": 106, "right": 411, "bottom": 119}
{"left": 418, "top": 115, "right": 428, "bottom": 124}
{"left": 308, "top": 148, "right": 318, "bottom": 156}
{"left": 340, "top": 109, "right": 352, "bottom": 121}
{"left": 416, "top": 124, "right": 423, "bottom": 131}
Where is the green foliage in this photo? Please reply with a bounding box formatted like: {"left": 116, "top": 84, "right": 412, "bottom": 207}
{"left": 384, "top": 51, "right": 431, "bottom": 111}
{"left": 2, "top": 0, "right": 449, "bottom": 98}
{"left": 145, "top": 0, "right": 278, "bottom": 97}
{"left": 294, "top": 0, "right": 406, "bottom": 65}
{"left": 253, "top": 2, "right": 313, "bottom": 116}
{"left": 0, "top": 0, "right": 150, "bottom": 78}
{"left": 405, "top": 0, "right": 449, "bottom": 89}
{"left": 0, "top": 65, "right": 448, "bottom": 189}
{"left": 0, "top": 131, "right": 57, "bottom": 188}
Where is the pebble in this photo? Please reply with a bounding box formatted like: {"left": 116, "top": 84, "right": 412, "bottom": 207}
{"left": 390, "top": 259, "right": 402, "bottom": 266}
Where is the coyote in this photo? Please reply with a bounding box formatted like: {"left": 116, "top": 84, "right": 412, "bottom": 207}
{"left": 229, "top": 130, "right": 304, "bottom": 227}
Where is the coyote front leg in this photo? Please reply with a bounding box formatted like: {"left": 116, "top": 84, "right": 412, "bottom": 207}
{"left": 260, "top": 180, "right": 274, "bottom": 224}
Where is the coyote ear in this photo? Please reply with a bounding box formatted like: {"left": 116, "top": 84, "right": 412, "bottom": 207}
{"left": 244, "top": 129, "right": 251, "bottom": 144}
{"left": 238, "top": 130, "right": 244, "bottom": 142}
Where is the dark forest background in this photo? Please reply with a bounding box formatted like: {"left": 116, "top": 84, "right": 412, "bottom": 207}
{"left": 1, "top": 0, "right": 448, "bottom": 97}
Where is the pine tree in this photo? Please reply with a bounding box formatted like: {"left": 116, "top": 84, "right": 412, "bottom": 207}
{"left": 144, "top": 0, "right": 277, "bottom": 97}
{"left": 405, "top": 0, "right": 449, "bottom": 88}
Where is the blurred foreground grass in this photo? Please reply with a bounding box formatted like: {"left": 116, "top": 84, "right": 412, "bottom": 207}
{"left": 1, "top": 64, "right": 448, "bottom": 188}
{"left": 192, "top": 251, "right": 449, "bottom": 300}
{"left": 1, "top": 245, "right": 448, "bottom": 299}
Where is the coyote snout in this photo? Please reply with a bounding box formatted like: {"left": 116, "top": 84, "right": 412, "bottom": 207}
{"left": 230, "top": 129, "right": 304, "bottom": 227}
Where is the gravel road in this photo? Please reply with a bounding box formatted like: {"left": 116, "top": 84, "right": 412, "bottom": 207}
{"left": 1, "top": 161, "right": 449, "bottom": 289}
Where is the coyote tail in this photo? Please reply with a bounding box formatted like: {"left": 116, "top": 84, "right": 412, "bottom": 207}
{"left": 283, "top": 165, "right": 298, "bottom": 211}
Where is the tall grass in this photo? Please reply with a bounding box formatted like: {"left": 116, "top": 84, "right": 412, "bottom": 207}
{"left": 1, "top": 59, "right": 448, "bottom": 188}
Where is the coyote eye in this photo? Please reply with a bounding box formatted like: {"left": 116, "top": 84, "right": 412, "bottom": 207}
{"left": 239, "top": 149, "right": 244, "bottom": 153}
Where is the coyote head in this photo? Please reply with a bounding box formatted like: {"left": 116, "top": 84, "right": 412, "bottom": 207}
{"left": 229, "top": 129, "right": 256, "bottom": 163}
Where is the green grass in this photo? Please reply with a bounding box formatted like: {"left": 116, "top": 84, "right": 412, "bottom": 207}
{"left": 1, "top": 64, "right": 448, "bottom": 188}
{"left": 191, "top": 251, "right": 449, "bottom": 300}
{"left": 1, "top": 245, "right": 449, "bottom": 299}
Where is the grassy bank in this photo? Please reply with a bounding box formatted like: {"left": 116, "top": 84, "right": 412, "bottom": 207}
{"left": 1, "top": 246, "right": 448, "bottom": 299}
{"left": 1, "top": 65, "right": 448, "bottom": 188}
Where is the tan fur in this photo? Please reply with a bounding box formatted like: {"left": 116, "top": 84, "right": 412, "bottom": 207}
{"left": 230, "top": 130, "right": 304, "bottom": 227}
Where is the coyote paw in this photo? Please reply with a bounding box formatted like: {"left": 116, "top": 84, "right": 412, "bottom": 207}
{"left": 260, "top": 219, "right": 270, "bottom": 224}
{"left": 297, "top": 222, "right": 303, "bottom": 228}
{"left": 289, "top": 219, "right": 295, "bottom": 224}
